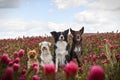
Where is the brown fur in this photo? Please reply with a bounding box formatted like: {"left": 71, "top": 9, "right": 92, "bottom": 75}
{"left": 27, "top": 48, "right": 39, "bottom": 69}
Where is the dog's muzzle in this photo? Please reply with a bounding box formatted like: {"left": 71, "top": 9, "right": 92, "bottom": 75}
{"left": 59, "top": 35, "right": 64, "bottom": 41}
{"left": 76, "top": 35, "right": 81, "bottom": 41}
{"left": 42, "top": 47, "right": 48, "bottom": 51}
{"left": 30, "top": 54, "right": 35, "bottom": 58}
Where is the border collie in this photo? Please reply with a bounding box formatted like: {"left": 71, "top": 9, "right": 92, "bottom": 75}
{"left": 51, "top": 29, "right": 69, "bottom": 72}
{"left": 70, "top": 27, "right": 84, "bottom": 67}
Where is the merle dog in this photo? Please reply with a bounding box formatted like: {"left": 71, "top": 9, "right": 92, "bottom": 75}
{"left": 70, "top": 27, "right": 84, "bottom": 66}
{"left": 51, "top": 29, "right": 70, "bottom": 72}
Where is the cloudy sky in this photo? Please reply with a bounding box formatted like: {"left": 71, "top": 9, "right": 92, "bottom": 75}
{"left": 0, "top": 0, "right": 120, "bottom": 39}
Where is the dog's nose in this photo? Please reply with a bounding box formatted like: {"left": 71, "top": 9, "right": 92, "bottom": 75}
{"left": 42, "top": 47, "right": 47, "bottom": 50}
{"left": 61, "top": 36, "right": 63, "bottom": 39}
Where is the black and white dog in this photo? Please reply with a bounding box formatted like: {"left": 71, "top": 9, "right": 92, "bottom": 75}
{"left": 51, "top": 29, "right": 70, "bottom": 72}
{"left": 70, "top": 27, "right": 84, "bottom": 67}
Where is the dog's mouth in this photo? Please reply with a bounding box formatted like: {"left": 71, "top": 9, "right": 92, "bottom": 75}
{"left": 59, "top": 39, "right": 64, "bottom": 41}
{"left": 76, "top": 38, "right": 81, "bottom": 41}
{"left": 30, "top": 54, "right": 35, "bottom": 59}
{"left": 76, "top": 35, "right": 81, "bottom": 41}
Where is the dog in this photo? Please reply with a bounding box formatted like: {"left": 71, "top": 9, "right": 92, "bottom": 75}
{"left": 51, "top": 29, "right": 70, "bottom": 72}
{"left": 39, "top": 41, "right": 53, "bottom": 66}
{"left": 70, "top": 27, "right": 84, "bottom": 67}
{"left": 27, "top": 48, "right": 39, "bottom": 69}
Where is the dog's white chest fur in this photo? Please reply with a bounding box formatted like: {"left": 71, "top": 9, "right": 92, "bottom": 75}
{"left": 74, "top": 46, "right": 81, "bottom": 52}
{"left": 55, "top": 41, "right": 68, "bottom": 72}
{"left": 55, "top": 41, "right": 67, "bottom": 55}
{"left": 74, "top": 46, "right": 81, "bottom": 56}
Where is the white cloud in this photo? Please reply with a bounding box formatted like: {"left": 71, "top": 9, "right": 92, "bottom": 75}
{"left": 53, "top": 0, "right": 120, "bottom": 10}
{"left": 53, "top": 0, "right": 87, "bottom": 10}
{"left": 53, "top": 0, "right": 120, "bottom": 33}
{"left": 0, "top": 0, "right": 120, "bottom": 39}
{"left": 0, "top": 18, "right": 119, "bottom": 39}
{"left": 74, "top": 9, "right": 120, "bottom": 33}
{"left": 0, "top": 19, "right": 70, "bottom": 39}
{"left": 88, "top": 0, "right": 120, "bottom": 10}
{"left": 74, "top": 10, "right": 120, "bottom": 24}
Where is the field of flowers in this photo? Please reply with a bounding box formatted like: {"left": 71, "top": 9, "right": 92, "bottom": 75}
{"left": 0, "top": 32, "right": 120, "bottom": 80}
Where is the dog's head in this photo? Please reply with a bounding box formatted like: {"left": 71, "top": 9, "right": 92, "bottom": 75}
{"left": 39, "top": 41, "right": 51, "bottom": 54}
{"left": 27, "top": 48, "right": 39, "bottom": 59}
{"left": 70, "top": 27, "right": 84, "bottom": 42}
{"left": 50, "top": 29, "right": 69, "bottom": 43}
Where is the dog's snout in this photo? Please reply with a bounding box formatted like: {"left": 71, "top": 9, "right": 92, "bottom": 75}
{"left": 30, "top": 55, "right": 34, "bottom": 58}
{"left": 42, "top": 47, "right": 47, "bottom": 50}
{"left": 77, "top": 35, "right": 80, "bottom": 39}
{"left": 59, "top": 34, "right": 64, "bottom": 40}
{"left": 76, "top": 34, "right": 80, "bottom": 39}
{"left": 61, "top": 36, "right": 63, "bottom": 39}
{"left": 30, "top": 53, "right": 35, "bottom": 58}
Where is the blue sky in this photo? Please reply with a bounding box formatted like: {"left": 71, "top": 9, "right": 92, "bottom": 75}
{"left": 0, "top": 0, "right": 120, "bottom": 39}
{"left": 8, "top": 0, "right": 85, "bottom": 22}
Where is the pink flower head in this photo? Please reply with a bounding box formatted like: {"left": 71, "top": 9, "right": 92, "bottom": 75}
{"left": 100, "top": 53, "right": 106, "bottom": 59}
{"left": 18, "top": 49, "right": 24, "bottom": 57}
{"left": 1, "top": 53, "right": 11, "bottom": 65}
{"left": 14, "top": 57, "right": 20, "bottom": 63}
{"left": 64, "top": 61, "right": 78, "bottom": 77}
{"left": 33, "top": 66, "right": 39, "bottom": 72}
{"left": 13, "top": 63, "right": 20, "bottom": 71}
{"left": 84, "top": 59, "right": 88, "bottom": 64}
{"left": 88, "top": 65, "right": 105, "bottom": 80}
{"left": 98, "top": 45, "right": 103, "bottom": 49}
{"left": 110, "top": 45, "right": 115, "bottom": 49}
{"left": 84, "top": 56, "right": 88, "bottom": 60}
{"left": 92, "top": 55, "right": 97, "bottom": 60}
{"left": 44, "top": 64, "right": 56, "bottom": 76}
{"left": 13, "top": 51, "right": 18, "bottom": 57}
{"left": 1, "top": 67, "right": 14, "bottom": 80}
{"left": 19, "top": 75, "right": 25, "bottom": 80}
{"left": 9, "top": 61, "right": 13, "bottom": 66}
{"left": 33, "top": 63, "right": 38, "bottom": 67}
{"left": 32, "top": 75, "right": 40, "bottom": 80}
{"left": 115, "top": 54, "right": 120, "bottom": 61}
{"left": 104, "top": 39, "right": 109, "bottom": 44}
{"left": 22, "top": 69, "right": 27, "bottom": 75}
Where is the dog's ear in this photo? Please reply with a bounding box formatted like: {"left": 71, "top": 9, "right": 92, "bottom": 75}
{"left": 64, "top": 29, "right": 69, "bottom": 34}
{"left": 34, "top": 48, "right": 39, "bottom": 54}
{"left": 27, "top": 48, "right": 31, "bottom": 53}
{"left": 48, "top": 42, "right": 51, "bottom": 46}
{"left": 50, "top": 31, "right": 57, "bottom": 37}
{"left": 79, "top": 27, "right": 84, "bottom": 35}
{"left": 70, "top": 28, "right": 75, "bottom": 35}
{"left": 39, "top": 42, "right": 42, "bottom": 46}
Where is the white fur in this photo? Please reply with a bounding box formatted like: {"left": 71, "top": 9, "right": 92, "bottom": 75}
{"left": 39, "top": 41, "right": 53, "bottom": 67}
{"left": 55, "top": 41, "right": 68, "bottom": 72}
{"left": 74, "top": 46, "right": 81, "bottom": 56}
